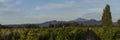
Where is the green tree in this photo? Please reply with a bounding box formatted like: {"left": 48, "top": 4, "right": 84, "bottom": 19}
{"left": 25, "top": 24, "right": 39, "bottom": 28}
{"left": 0, "top": 24, "right": 8, "bottom": 28}
{"left": 118, "top": 19, "right": 120, "bottom": 27}
{"left": 70, "top": 21, "right": 80, "bottom": 27}
{"left": 102, "top": 4, "right": 112, "bottom": 27}
{"left": 49, "top": 24, "right": 54, "bottom": 28}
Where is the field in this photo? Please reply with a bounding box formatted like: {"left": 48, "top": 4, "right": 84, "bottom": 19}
{"left": 0, "top": 27, "right": 120, "bottom": 40}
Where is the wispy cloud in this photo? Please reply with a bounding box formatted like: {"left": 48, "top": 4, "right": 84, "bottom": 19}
{"left": 33, "top": 1, "right": 78, "bottom": 10}
{"left": 0, "top": 7, "right": 22, "bottom": 14}
{"left": 0, "top": 0, "right": 22, "bottom": 8}
{"left": 15, "top": 0, "right": 22, "bottom": 4}
{"left": 24, "top": 11, "right": 85, "bottom": 21}
{"left": 0, "top": 0, "right": 11, "bottom": 3}
{"left": 85, "top": 8, "right": 103, "bottom": 13}
{"left": 25, "top": 15, "right": 46, "bottom": 19}
{"left": 83, "top": 0, "right": 106, "bottom": 4}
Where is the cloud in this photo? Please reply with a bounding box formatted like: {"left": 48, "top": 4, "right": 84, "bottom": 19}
{"left": 0, "top": 0, "right": 24, "bottom": 14}
{"left": 15, "top": 0, "right": 22, "bottom": 4}
{"left": 0, "top": 0, "right": 22, "bottom": 8}
{"left": 82, "top": 8, "right": 103, "bottom": 20}
{"left": 86, "top": 8, "right": 103, "bottom": 13}
{"left": 34, "top": 6, "right": 41, "bottom": 10}
{"left": 25, "top": 15, "right": 46, "bottom": 19}
{"left": 83, "top": 12, "right": 102, "bottom": 20}
{"left": 0, "top": 0, "right": 11, "bottom": 3}
{"left": 24, "top": 15, "right": 61, "bottom": 20}
{"left": 0, "top": 7, "right": 22, "bottom": 14}
{"left": 24, "top": 10, "right": 85, "bottom": 21}
{"left": 0, "top": 0, "right": 13, "bottom": 7}
{"left": 33, "top": 0, "right": 105, "bottom": 11}
{"left": 0, "top": 0, "right": 5, "bottom": 3}
{"left": 0, "top": 0, "right": 21, "bottom": 3}
{"left": 33, "top": 1, "right": 78, "bottom": 10}
{"left": 0, "top": 17, "right": 3, "bottom": 19}
{"left": 83, "top": 0, "right": 106, "bottom": 4}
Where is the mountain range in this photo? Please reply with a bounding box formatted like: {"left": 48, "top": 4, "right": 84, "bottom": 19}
{"left": 4, "top": 18, "right": 117, "bottom": 27}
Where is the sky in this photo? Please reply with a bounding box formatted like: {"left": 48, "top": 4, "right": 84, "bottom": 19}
{"left": 0, "top": 0, "right": 120, "bottom": 25}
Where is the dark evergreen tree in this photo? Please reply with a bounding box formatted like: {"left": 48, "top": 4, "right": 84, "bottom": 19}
{"left": 25, "top": 24, "right": 39, "bottom": 28}
{"left": 49, "top": 24, "right": 54, "bottom": 28}
{"left": 102, "top": 4, "right": 112, "bottom": 27}
{"left": 118, "top": 19, "right": 120, "bottom": 27}
{"left": 0, "top": 24, "right": 8, "bottom": 28}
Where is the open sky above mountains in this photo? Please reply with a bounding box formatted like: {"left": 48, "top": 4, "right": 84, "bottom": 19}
{"left": 0, "top": 0, "right": 120, "bottom": 24}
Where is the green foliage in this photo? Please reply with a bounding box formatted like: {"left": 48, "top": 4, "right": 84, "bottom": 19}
{"left": 0, "top": 27, "right": 120, "bottom": 40}
{"left": 25, "top": 24, "right": 40, "bottom": 28}
{"left": 69, "top": 21, "right": 80, "bottom": 27}
{"left": 102, "top": 4, "right": 112, "bottom": 27}
{"left": 118, "top": 19, "right": 120, "bottom": 27}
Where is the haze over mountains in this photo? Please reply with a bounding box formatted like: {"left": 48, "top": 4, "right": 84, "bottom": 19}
{"left": 5, "top": 17, "right": 117, "bottom": 27}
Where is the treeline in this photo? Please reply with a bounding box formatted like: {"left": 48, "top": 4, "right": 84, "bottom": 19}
{"left": 0, "top": 20, "right": 120, "bottom": 28}
{"left": 0, "top": 21, "right": 102, "bottom": 28}
{"left": 0, "top": 27, "right": 120, "bottom": 40}
{"left": 0, "top": 27, "right": 98, "bottom": 40}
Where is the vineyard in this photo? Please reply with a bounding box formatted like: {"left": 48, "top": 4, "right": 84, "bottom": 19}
{"left": 0, "top": 27, "right": 120, "bottom": 40}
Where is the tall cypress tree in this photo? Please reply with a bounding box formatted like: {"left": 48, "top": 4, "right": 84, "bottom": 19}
{"left": 102, "top": 4, "right": 112, "bottom": 27}
{"left": 118, "top": 19, "right": 120, "bottom": 27}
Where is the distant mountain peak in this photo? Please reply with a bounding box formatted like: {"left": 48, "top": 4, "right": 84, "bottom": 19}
{"left": 5, "top": 17, "right": 118, "bottom": 27}
{"left": 75, "top": 18, "right": 88, "bottom": 21}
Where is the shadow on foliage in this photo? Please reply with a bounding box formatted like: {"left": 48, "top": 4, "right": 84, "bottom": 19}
{"left": 113, "top": 31, "right": 120, "bottom": 40}
{"left": 84, "top": 30, "right": 101, "bottom": 40}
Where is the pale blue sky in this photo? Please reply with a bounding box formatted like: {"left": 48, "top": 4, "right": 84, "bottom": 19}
{"left": 0, "top": 0, "right": 120, "bottom": 24}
